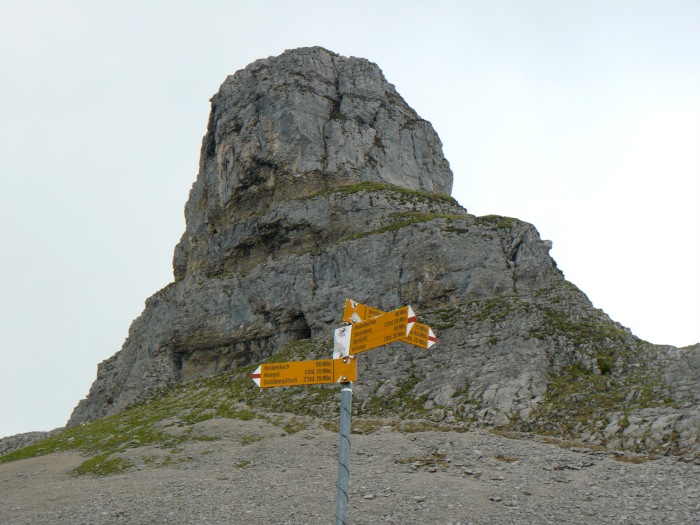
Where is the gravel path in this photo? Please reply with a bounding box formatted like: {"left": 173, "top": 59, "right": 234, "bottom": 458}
{"left": 1, "top": 417, "right": 698, "bottom": 524}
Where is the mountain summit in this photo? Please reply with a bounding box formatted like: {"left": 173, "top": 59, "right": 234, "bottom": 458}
{"left": 68, "top": 47, "right": 698, "bottom": 455}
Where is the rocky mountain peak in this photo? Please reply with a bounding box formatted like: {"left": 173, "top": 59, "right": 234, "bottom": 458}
{"left": 174, "top": 46, "right": 453, "bottom": 280}
{"left": 65, "top": 48, "right": 698, "bottom": 457}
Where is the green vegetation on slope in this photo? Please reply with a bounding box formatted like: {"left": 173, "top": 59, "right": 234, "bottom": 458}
{"left": 0, "top": 333, "right": 454, "bottom": 475}
{"left": 307, "top": 181, "right": 458, "bottom": 207}
{"left": 0, "top": 338, "right": 332, "bottom": 473}
{"left": 2, "top": 285, "right": 686, "bottom": 472}
{"left": 340, "top": 212, "right": 466, "bottom": 243}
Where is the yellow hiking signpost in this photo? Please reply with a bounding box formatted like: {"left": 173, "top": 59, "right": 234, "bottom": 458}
{"left": 250, "top": 298, "right": 437, "bottom": 525}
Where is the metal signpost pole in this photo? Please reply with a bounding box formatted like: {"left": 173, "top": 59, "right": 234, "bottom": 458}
{"left": 335, "top": 381, "right": 353, "bottom": 525}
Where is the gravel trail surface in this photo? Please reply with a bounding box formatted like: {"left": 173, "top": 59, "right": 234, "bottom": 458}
{"left": 1, "top": 417, "right": 698, "bottom": 524}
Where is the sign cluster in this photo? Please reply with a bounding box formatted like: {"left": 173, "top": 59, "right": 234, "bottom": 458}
{"left": 250, "top": 298, "right": 438, "bottom": 524}
{"left": 252, "top": 299, "right": 437, "bottom": 388}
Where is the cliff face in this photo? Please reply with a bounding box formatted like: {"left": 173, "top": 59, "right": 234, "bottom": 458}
{"left": 173, "top": 46, "right": 452, "bottom": 281}
{"left": 69, "top": 47, "right": 698, "bottom": 455}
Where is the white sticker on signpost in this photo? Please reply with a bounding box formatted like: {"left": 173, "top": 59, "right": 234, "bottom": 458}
{"left": 333, "top": 325, "right": 352, "bottom": 359}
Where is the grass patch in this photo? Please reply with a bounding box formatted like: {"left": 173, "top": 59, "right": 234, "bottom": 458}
{"left": 281, "top": 417, "right": 309, "bottom": 435}
{"left": 0, "top": 337, "right": 339, "bottom": 469}
{"left": 397, "top": 421, "right": 436, "bottom": 433}
{"left": 351, "top": 418, "right": 386, "bottom": 435}
{"left": 530, "top": 356, "right": 675, "bottom": 445}
{"left": 306, "top": 181, "right": 458, "bottom": 207}
{"left": 473, "top": 215, "right": 516, "bottom": 230}
{"left": 472, "top": 296, "right": 517, "bottom": 323}
{"left": 359, "top": 370, "right": 428, "bottom": 416}
{"left": 596, "top": 353, "right": 615, "bottom": 375}
{"left": 395, "top": 451, "right": 448, "bottom": 469}
{"left": 427, "top": 307, "right": 460, "bottom": 331}
{"left": 240, "top": 434, "right": 265, "bottom": 446}
{"left": 340, "top": 212, "right": 465, "bottom": 243}
{"left": 74, "top": 454, "right": 133, "bottom": 476}
{"left": 613, "top": 454, "right": 659, "bottom": 464}
{"left": 191, "top": 434, "right": 221, "bottom": 442}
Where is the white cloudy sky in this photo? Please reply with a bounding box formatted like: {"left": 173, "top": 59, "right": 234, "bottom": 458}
{"left": 1, "top": 0, "right": 698, "bottom": 438}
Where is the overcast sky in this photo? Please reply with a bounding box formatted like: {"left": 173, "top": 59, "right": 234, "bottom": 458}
{"left": 1, "top": 0, "right": 698, "bottom": 438}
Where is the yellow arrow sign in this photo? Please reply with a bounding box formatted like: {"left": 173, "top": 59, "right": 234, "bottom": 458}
{"left": 344, "top": 299, "right": 437, "bottom": 349}
{"left": 251, "top": 358, "right": 357, "bottom": 388}
{"left": 348, "top": 305, "right": 414, "bottom": 355}
{"left": 402, "top": 322, "right": 437, "bottom": 349}
{"left": 343, "top": 300, "right": 385, "bottom": 324}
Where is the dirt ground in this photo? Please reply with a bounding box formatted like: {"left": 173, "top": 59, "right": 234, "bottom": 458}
{"left": 1, "top": 417, "right": 698, "bottom": 524}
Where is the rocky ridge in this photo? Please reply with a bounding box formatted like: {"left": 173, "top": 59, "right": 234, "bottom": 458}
{"left": 54, "top": 46, "right": 699, "bottom": 456}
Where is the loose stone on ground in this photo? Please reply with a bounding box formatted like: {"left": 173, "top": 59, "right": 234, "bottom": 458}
{"left": 1, "top": 417, "right": 698, "bottom": 524}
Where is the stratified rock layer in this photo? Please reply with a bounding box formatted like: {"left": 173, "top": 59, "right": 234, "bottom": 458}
{"left": 68, "top": 47, "right": 698, "bottom": 455}
{"left": 174, "top": 46, "right": 452, "bottom": 280}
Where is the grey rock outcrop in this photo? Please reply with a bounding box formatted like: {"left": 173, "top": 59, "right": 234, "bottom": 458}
{"left": 174, "top": 46, "right": 452, "bottom": 280}
{"left": 68, "top": 47, "right": 698, "bottom": 456}
{"left": 0, "top": 429, "right": 62, "bottom": 457}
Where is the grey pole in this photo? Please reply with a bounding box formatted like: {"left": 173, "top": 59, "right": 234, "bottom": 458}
{"left": 336, "top": 382, "right": 353, "bottom": 525}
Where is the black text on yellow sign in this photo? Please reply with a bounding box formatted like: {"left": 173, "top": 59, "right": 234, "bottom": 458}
{"left": 344, "top": 299, "right": 437, "bottom": 349}
{"left": 251, "top": 358, "right": 357, "bottom": 388}
{"left": 349, "top": 306, "right": 410, "bottom": 355}
{"left": 402, "top": 322, "right": 437, "bottom": 349}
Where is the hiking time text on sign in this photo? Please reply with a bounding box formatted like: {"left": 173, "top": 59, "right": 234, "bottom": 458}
{"left": 251, "top": 358, "right": 357, "bottom": 388}
{"left": 343, "top": 299, "right": 437, "bottom": 349}
{"left": 348, "top": 305, "right": 415, "bottom": 355}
